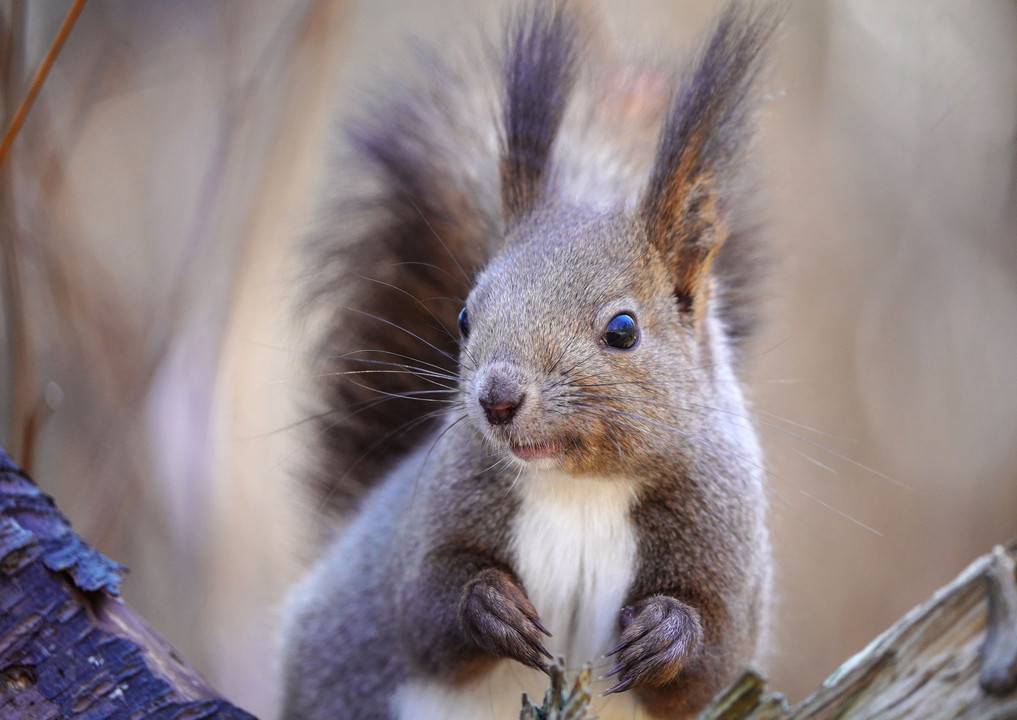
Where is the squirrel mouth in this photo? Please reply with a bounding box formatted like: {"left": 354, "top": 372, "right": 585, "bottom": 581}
{"left": 510, "top": 439, "right": 566, "bottom": 462}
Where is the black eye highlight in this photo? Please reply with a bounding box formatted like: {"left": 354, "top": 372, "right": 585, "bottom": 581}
{"left": 458, "top": 307, "right": 470, "bottom": 340}
{"left": 603, "top": 313, "right": 638, "bottom": 350}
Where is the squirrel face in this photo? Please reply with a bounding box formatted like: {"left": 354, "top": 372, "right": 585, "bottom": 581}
{"left": 461, "top": 204, "right": 724, "bottom": 478}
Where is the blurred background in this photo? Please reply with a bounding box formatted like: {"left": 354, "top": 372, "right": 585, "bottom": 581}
{"left": 1, "top": 1, "right": 1014, "bottom": 717}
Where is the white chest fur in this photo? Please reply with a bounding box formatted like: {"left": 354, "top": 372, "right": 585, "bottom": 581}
{"left": 512, "top": 468, "right": 639, "bottom": 667}
{"left": 393, "top": 469, "right": 645, "bottom": 720}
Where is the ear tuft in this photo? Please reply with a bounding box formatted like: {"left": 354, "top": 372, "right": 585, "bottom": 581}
{"left": 642, "top": 2, "right": 779, "bottom": 309}
{"left": 500, "top": 2, "right": 584, "bottom": 224}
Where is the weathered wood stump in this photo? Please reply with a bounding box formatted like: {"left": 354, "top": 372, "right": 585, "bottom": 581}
{"left": 696, "top": 543, "right": 1017, "bottom": 719}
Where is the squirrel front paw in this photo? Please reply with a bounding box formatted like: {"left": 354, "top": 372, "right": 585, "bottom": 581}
{"left": 458, "top": 567, "right": 553, "bottom": 673}
{"left": 603, "top": 595, "right": 703, "bottom": 695}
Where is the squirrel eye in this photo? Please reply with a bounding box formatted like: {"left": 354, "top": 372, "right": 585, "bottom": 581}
{"left": 458, "top": 307, "right": 470, "bottom": 339}
{"left": 603, "top": 313, "right": 638, "bottom": 350}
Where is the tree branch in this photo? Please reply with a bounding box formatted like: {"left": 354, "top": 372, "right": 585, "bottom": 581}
{"left": 0, "top": 446, "right": 256, "bottom": 719}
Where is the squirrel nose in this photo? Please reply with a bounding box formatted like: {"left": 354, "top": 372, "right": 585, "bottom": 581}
{"left": 480, "top": 394, "right": 525, "bottom": 426}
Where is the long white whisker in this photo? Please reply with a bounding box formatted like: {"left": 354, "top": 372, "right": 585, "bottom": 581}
{"left": 572, "top": 404, "right": 882, "bottom": 536}
{"left": 337, "top": 350, "right": 463, "bottom": 382}
{"left": 407, "top": 197, "right": 472, "bottom": 285}
{"left": 312, "top": 405, "right": 459, "bottom": 518}
{"left": 573, "top": 402, "right": 766, "bottom": 475}
{"left": 354, "top": 273, "right": 478, "bottom": 368}
{"left": 793, "top": 488, "right": 884, "bottom": 537}
{"left": 344, "top": 307, "right": 473, "bottom": 371}
{"left": 341, "top": 377, "right": 461, "bottom": 404}
{"left": 321, "top": 368, "right": 460, "bottom": 391}
{"left": 681, "top": 400, "right": 915, "bottom": 493}
{"left": 564, "top": 386, "right": 910, "bottom": 492}
{"left": 409, "top": 413, "right": 472, "bottom": 509}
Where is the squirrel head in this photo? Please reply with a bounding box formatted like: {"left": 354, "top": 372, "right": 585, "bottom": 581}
{"left": 458, "top": 2, "right": 775, "bottom": 476}
{"left": 460, "top": 206, "right": 711, "bottom": 475}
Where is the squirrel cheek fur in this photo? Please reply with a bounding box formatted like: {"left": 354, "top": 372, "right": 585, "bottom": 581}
{"left": 283, "top": 3, "right": 777, "bottom": 720}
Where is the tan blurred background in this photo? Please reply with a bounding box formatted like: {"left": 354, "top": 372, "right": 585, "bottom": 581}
{"left": 1, "top": 1, "right": 1015, "bottom": 717}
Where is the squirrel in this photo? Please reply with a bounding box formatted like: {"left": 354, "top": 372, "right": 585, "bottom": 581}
{"left": 282, "top": 2, "right": 777, "bottom": 719}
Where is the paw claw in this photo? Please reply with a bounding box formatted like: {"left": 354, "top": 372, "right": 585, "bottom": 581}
{"left": 603, "top": 595, "right": 703, "bottom": 692}
{"left": 531, "top": 618, "right": 552, "bottom": 637}
{"left": 605, "top": 662, "right": 625, "bottom": 678}
{"left": 459, "top": 568, "right": 553, "bottom": 673}
{"left": 605, "top": 640, "right": 627, "bottom": 657}
{"left": 601, "top": 677, "right": 634, "bottom": 696}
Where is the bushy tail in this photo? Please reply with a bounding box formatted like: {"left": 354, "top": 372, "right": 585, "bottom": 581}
{"left": 303, "top": 56, "right": 499, "bottom": 514}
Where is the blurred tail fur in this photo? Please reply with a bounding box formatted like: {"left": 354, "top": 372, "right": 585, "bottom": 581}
{"left": 302, "top": 36, "right": 501, "bottom": 514}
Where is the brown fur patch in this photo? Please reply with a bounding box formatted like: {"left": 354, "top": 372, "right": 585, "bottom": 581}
{"left": 644, "top": 148, "right": 729, "bottom": 317}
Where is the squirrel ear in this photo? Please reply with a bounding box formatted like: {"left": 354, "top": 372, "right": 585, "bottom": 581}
{"left": 500, "top": 2, "right": 583, "bottom": 225}
{"left": 641, "top": 3, "right": 777, "bottom": 312}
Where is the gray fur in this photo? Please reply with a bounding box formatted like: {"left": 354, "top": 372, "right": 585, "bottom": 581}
{"left": 285, "top": 2, "right": 775, "bottom": 718}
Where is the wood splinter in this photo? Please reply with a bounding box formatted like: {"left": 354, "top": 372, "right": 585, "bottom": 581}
{"left": 520, "top": 658, "right": 593, "bottom": 720}
{"left": 980, "top": 544, "right": 1017, "bottom": 695}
